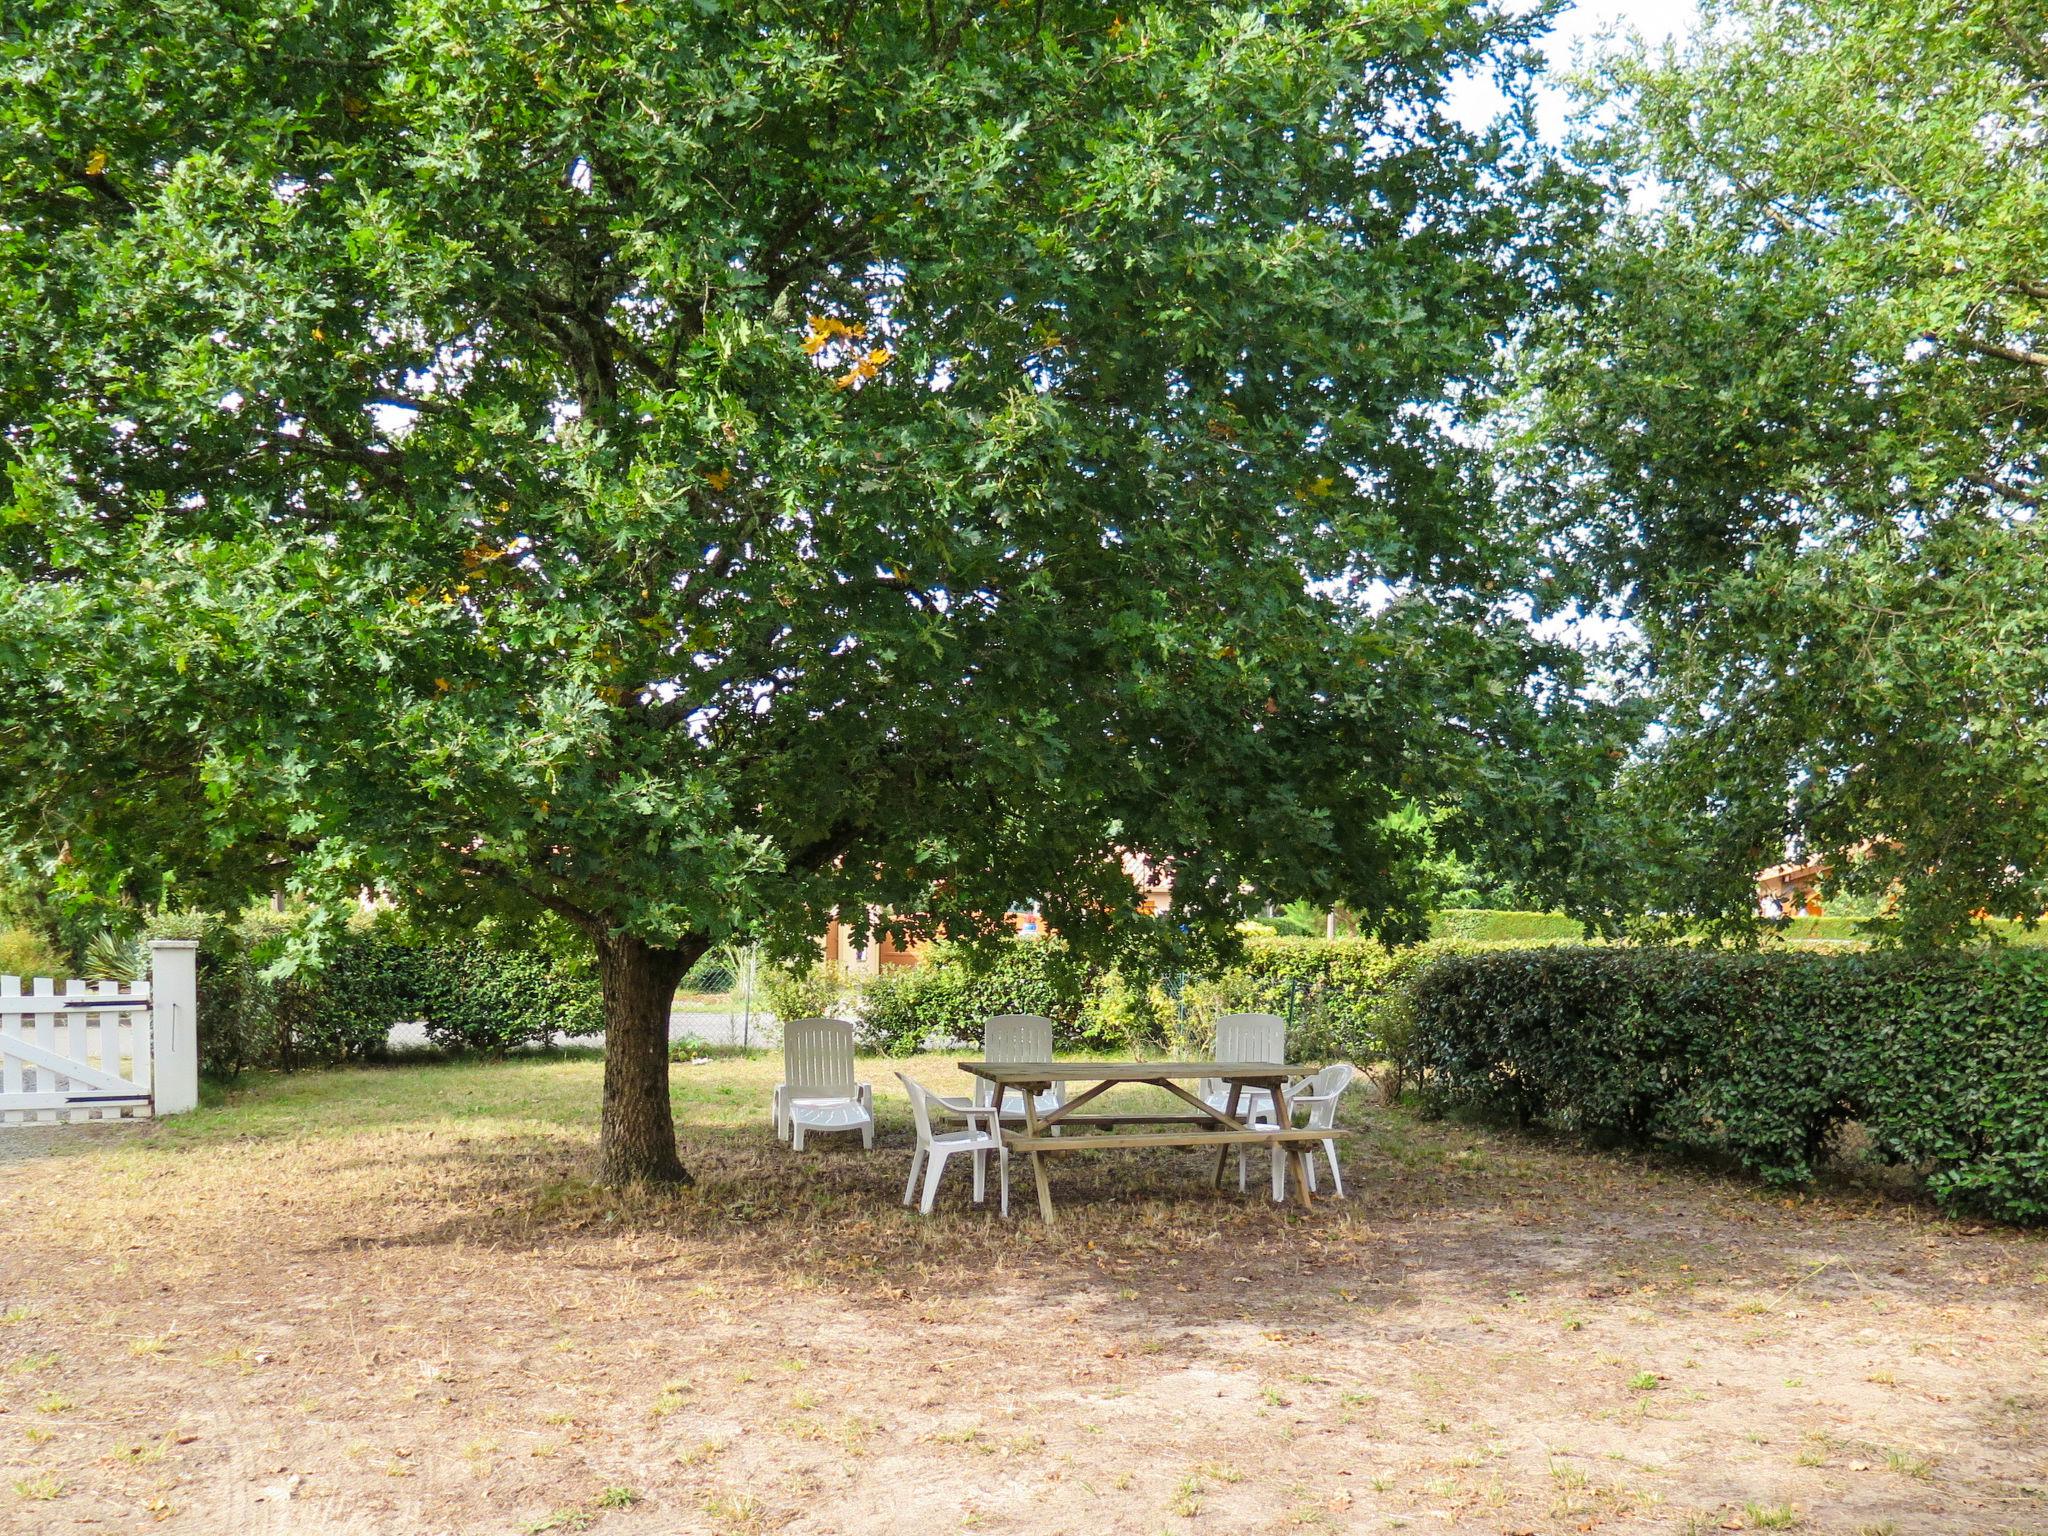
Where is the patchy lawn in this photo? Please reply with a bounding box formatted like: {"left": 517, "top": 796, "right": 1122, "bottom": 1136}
{"left": 2, "top": 1052, "right": 2044, "bottom": 1535}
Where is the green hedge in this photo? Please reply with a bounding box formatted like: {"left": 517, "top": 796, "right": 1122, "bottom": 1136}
{"left": 1408, "top": 946, "right": 2048, "bottom": 1224}
{"left": 149, "top": 912, "right": 601, "bottom": 1076}
{"left": 1428, "top": 909, "right": 1589, "bottom": 944}
{"left": 848, "top": 935, "right": 1450, "bottom": 1062}
{"left": 1187, "top": 938, "right": 1427, "bottom": 1068}
{"left": 857, "top": 939, "right": 1096, "bottom": 1055}
{"left": 411, "top": 940, "right": 601, "bottom": 1053}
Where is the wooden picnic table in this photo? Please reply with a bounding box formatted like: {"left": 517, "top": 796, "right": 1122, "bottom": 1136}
{"left": 958, "top": 1060, "right": 1343, "bottom": 1223}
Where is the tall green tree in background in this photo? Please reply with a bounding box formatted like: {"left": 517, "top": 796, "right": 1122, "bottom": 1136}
{"left": 2, "top": 0, "right": 1581, "bottom": 1179}
{"left": 1523, "top": 0, "right": 2048, "bottom": 942}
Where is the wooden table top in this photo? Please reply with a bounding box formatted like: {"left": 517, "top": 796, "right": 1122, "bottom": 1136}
{"left": 958, "top": 1061, "right": 1309, "bottom": 1084}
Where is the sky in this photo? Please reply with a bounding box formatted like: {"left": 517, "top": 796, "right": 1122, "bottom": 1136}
{"left": 1450, "top": 0, "right": 1705, "bottom": 141}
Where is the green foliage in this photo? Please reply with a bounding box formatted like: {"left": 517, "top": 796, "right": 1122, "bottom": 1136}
{"left": 759, "top": 961, "right": 856, "bottom": 1030}
{"left": 1521, "top": 0, "right": 2048, "bottom": 942}
{"left": 1409, "top": 947, "right": 2048, "bottom": 1224}
{"left": 0, "top": 926, "right": 66, "bottom": 979}
{"left": 857, "top": 939, "right": 1094, "bottom": 1056}
{"left": 141, "top": 909, "right": 279, "bottom": 1081}
{"left": 1074, "top": 968, "right": 1178, "bottom": 1056}
{"left": 847, "top": 934, "right": 1467, "bottom": 1066}
{"left": 412, "top": 940, "right": 601, "bottom": 1055}
{"left": 1201, "top": 937, "right": 1448, "bottom": 1070}
{"left": 134, "top": 908, "right": 598, "bottom": 1074}
{"left": 1261, "top": 902, "right": 1327, "bottom": 939}
{"left": 1429, "top": 909, "right": 1588, "bottom": 944}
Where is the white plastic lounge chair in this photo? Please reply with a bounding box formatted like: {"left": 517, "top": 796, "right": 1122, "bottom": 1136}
{"left": 1268, "top": 1061, "right": 1356, "bottom": 1198}
{"left": 977, "top": 1013, "right": 1066, "bottom": 1121}
{"left": 774, "top": 1017, "right": 874, "bottom": 1151}
{"left": 899, "top": 1073, "right": 1009, "bottom": 1216}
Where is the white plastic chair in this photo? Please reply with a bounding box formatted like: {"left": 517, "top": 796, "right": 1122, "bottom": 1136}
{"left": 978, "top": 1014, "right": 1065, "bottom": 1121}
{"left": 1202, "top": 1012, "right": 1287, "bottom": 1123}
{"left": 1197, "top": 1013, "right": 1289, "bottom": 1193}
{"left": 898, "top": 1073, "right": 1009, "bottom": 1216}
{"left": 1268, "top": 1062, "right": 1356, "bottom": 1198}
{"left": 774, "top": 1017, "right": 874, "bottom": 1151}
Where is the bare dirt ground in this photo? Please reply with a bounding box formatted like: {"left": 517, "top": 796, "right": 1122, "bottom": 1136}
{"left": 2, "top": 1053, "right": 2043, "bottom": 1535}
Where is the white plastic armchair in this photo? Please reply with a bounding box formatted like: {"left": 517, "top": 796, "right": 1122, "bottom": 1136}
{"left": 898, "top": 1073, "right": 1009, "bottom": 1216}
{"left": 978, "top": 1014, "right": 1065, "bottom": 1121}
{"left": 1201, "top": 1012, "right": 1287, "bottom": 1123}
{"left": 774, "top": 1017, "right": 874, "bottom": 1151}
{"left": 1271, "top": 1061, "right": 1356, "bottom": 1198}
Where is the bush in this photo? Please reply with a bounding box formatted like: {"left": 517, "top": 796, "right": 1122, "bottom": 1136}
{"left": 760, "top": 960, "right": 858, "bottom": 1027}
{"left": 1194, "top": 937, "right": 1446, "bottom": 1067}
{"left": 131, "top": 908, "right": 604, "bottom": 1074}
{"left": 141, "top": 910, "right": 280, "bottom": 1080}
{"left": 1408, "top": 946, "right": 2048, "bottom": 1224}
{"left": 0, "top": 925, "right": 66, "bottom": 979}
{"left": 1428, "top": 909, "right": 1589, "bottom": 944}
{"left": 1075, "top": 968, "right": 1178, "bottom": 1055}
{"left": 412, "top": 939, "right": 601, "bottom": 1054}
{"left": 856, "top": 939, "right": 1095, "bottom": 1055}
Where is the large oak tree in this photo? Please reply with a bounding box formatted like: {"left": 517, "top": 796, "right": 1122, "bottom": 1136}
{"left": 2, "top": 0, "right": 1579, "bottom": 1178}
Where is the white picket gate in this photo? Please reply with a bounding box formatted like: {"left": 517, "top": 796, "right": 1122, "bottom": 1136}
{"left": 0, "top": 939, "right": 198, "bottom": 1125}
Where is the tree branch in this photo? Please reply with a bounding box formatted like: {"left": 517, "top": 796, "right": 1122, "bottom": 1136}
{"left": 1954, "top": 332, "right": 2048, "bottom": 370}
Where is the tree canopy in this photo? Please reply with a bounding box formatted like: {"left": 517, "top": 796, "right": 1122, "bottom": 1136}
{"left": 1521, "top": 0, "right": 2048, "bottom": 943}
{"left": 1, "top": 1, "right": 1582, "bottom": 1177}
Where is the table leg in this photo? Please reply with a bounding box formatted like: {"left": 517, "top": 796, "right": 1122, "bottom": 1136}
{"left": 1021, "top": 1089, "right": 1056, "bottom": 1224}
{"left": 1211, "top": 1081, "right": 1243, "bottom": 1189}
{"left": 1270, "top": 1080, "right": 1312, "bottom": 1210}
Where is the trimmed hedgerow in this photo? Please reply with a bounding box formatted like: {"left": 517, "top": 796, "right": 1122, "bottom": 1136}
{"left": 412, "top": 939, "right": 602, "bottom": 1054}
{"left": 1428, "top": 909, "right": 1590, "bottom": 944}
{"left": 1408, "top": 946, "right": 2048, "bottom": 1225}
{"left": 157, "top": 909, "right": 603, "bottom": 1074}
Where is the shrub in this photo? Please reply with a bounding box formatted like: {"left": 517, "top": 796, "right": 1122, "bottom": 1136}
{"left": 0, "top": 926, "right": 66, "bottom": 980}
{"left": 855, "top": 939, "right": 1094, "bottom": 1055}
{"left": 291, "top": 926, "right": 425, "bottom": 1062}
{"left": 141, "top": 910, "right": 279, "bottom": 1080}
{"left": 1199, "top": 937, "right": 1446, "bottom": 1066}
{"left": 1428, "top": 909, "right": 1590, "bottom": 944}
{"left": 1075, "top": 969, "right": 1178, "bottom": 1055}
{"left": 1408, "top": 946, "right": 2048, "bottom": 1224}
{"left": 413, "top": 939, "right": 601, "bottom": 1054}
{"left": 760, "top": 960, "right": 857, "bottom": 1028}
{"left": 132, "top": 908, "right": 602, "bottom": 1073}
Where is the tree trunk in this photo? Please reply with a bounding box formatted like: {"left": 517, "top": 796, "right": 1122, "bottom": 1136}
{"left": 595, "top": 931, "right": 702, "bottom": 1185}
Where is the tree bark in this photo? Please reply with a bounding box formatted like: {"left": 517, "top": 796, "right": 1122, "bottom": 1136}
{"left": 595, "top": 931, "right": 703, "bottom": 1185}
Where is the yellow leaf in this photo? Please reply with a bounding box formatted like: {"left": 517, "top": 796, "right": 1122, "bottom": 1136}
{"left": 704, "top": 467, "right": 732, "bottom": 491}
{"left": 84, "top": 149, "right": 108, "bottom": 176}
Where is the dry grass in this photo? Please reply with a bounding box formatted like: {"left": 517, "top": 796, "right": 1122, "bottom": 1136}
{"left": 2, "top": 1050, "right": 2045, "bottom": 1534}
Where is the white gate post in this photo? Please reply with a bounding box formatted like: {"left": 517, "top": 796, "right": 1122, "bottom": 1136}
{"left": 147, "top": 939, "right": 200, "bottom": 1115}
